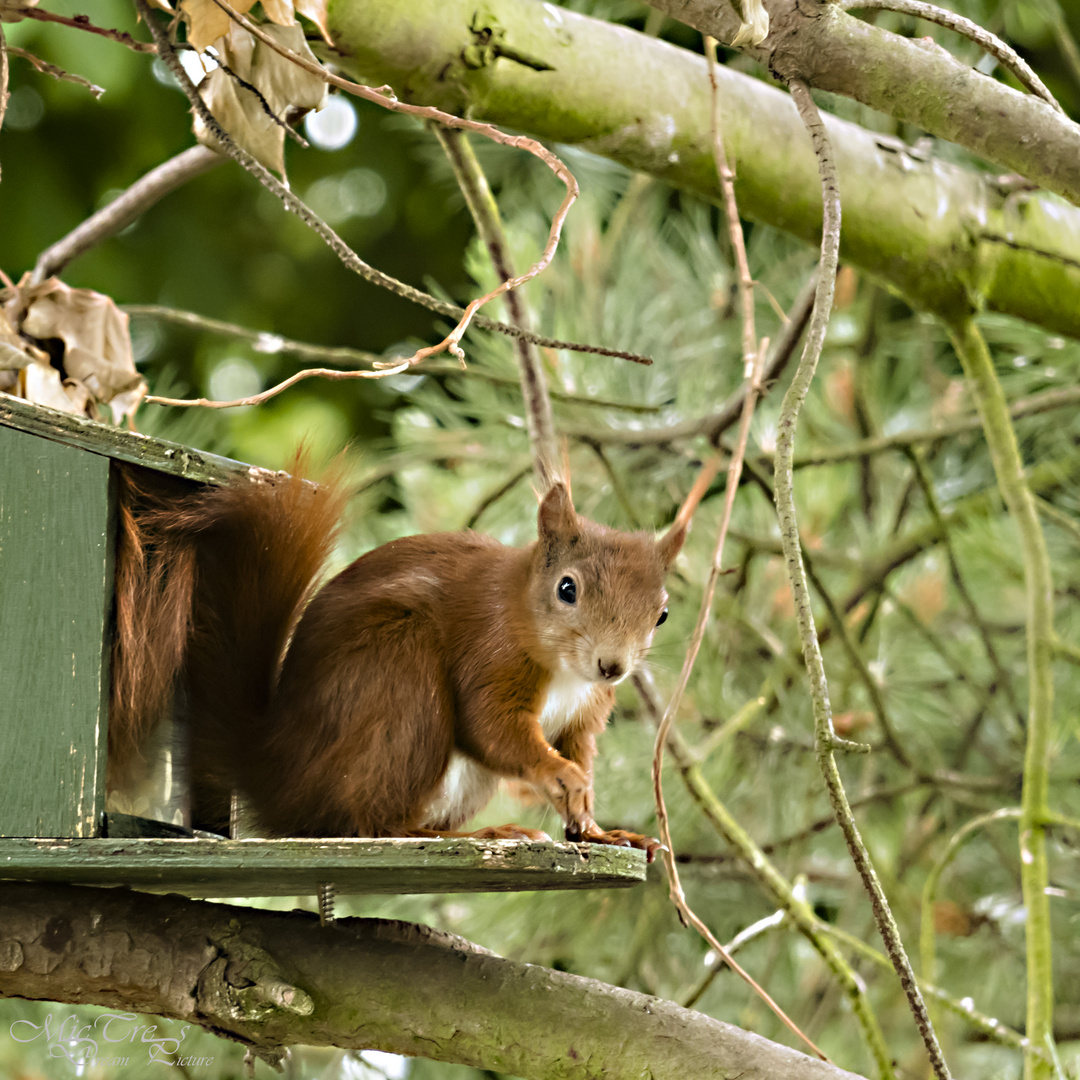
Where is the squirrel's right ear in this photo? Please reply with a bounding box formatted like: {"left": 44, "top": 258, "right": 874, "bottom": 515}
{"left": 657, "top": 520, "right": 686, "bottom": 568}
{"left": 538, "top": 482, "right": 578, "bottom": 542}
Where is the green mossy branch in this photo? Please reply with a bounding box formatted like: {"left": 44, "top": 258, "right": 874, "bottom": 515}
{"left": 945, "top": 317, "right": 1057, "bottom": 1080}
{"left": 327, "top": 0, "right": 1080, "bottom": 338}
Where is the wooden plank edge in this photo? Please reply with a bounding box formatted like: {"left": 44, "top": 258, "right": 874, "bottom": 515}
{"left": 0, "top": 392, "right": 253, "bottom": 485}
{"left": 0, "top": 837, "right": 648, "bottom": 897}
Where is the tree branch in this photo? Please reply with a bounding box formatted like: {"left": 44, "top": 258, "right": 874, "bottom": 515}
{"left": 946, "top": 317, "right": 1057, "bottom": 1080}
{"left": 654, "top": 0, "right": 1080, "bottom": 203}
{"left": 0, "top": 882, "right": 868, "bottom": 1080}
{"left": 326, "top": 0, "right": 1080, "bottom": 338}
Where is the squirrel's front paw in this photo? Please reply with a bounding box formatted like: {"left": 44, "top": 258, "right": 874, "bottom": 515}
{"left": 577, "top": 825, "right": 665, "bottom": 864}
{"left": 540, "top": 758, "right": 592, "bottom": 831}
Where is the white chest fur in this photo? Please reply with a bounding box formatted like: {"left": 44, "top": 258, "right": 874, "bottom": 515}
{"left": 420, "top": 669, "right": 600, "bottom": 831}
{"left": 538, "top": 666, "right": 598, "bottom": 742}
{"left": 419, "top": 752, "right": 500, "bottom": 831}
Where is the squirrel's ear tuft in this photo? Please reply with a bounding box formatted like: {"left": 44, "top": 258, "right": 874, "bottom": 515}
{"left": 538, "top": 482, "right": 578, "bottom": 542}
{"left": 657, "top": 520, "right": 686, "bottom": 567}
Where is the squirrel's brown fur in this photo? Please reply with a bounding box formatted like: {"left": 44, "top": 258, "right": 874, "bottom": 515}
{"left": 109, "top": 461, "right": 683, "bottom": 852}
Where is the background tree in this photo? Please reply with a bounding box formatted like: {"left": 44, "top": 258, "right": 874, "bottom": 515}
{"left": 1, "top": 1, "right": 1079, "bottom": 1078}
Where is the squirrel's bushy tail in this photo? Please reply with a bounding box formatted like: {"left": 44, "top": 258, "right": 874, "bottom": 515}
{"left": 109, "top": 459, "right": 348, "bottom": 824}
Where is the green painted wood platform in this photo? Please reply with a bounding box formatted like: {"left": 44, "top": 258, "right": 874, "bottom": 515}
{"left": 0, "top": 836, "right": 647, "bottom": 897}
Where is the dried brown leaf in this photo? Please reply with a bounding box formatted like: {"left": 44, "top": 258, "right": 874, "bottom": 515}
{"left": 21, "top": 358, "right": 91, "bottom": 415}
{"left": 194, "top": 22, "right": 326, "bottom": 174}
{"left": 295, "top": 0, "right": 330, "bottom": 43}
{"left": 180, "top": 0, "right": 259, "bottom": 52}
{"left": 10, "top": 278, "right": 145, "bottom": 423}
{"left": 260, "top": 0, "right": 294, "bottom": 26}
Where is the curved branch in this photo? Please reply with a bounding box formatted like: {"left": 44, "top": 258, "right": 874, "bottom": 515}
{"left": 844, "top": 0, "right": 1061, "bottom": 112}
{"left": 775, "top": 77, "right": 951, "bottom": 1080}
{"left": 656, "top": 0, "right": 1080, "bottom": 205}
{"left": 0, "top": 882, "right": 868, "bottom": 1080}
{"left": 328, "top": 0, "right": 1080, "bottom": 337}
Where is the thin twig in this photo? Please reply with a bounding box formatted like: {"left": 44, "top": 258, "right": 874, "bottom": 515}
{"left": 640, "top": 677, "right": 891, "bottom": 1071}
{"left": 919, "top": 807, "right": 1022, "bottom": 988}
{"left": 464, "top": 464, "right": 533, "bottom": 529}
{"left": 790, "top": 385, "right": 1080, "bottom": 467}
{"left": 819, "top": 920, "right": 1042, "bottom": 1060}
{"left": 675, "top": 781, "right": 928, "bottom": 865}
{"left": 560, "top": 271, "right": 817, "bottom": 447}
{"left": 778, "top": 77, "right": 952, "bottom": 1080}
{"left": 682, "top": 908, "right": 786, "bottom": 1009}
{"left": 802, "top": 559, "right": 910, "bottom": 769}
{"left": 205, "top": 0, "right": 576, "bottom": 373}
{"left": 212, "top": 55, "right": 309, "bottom": 148}
{"left": 1034, "top": 495, "right": 1080, "bottom": 547}
{"left": 846, "top": 0, "right": 1062, "bottom": 112}
{"left": 20, "top": 6, "right": 157, "bottom": 53}
{"left": 5, "top": 45, "right": 104, "bottom": 98}
{"left": 136, "top": 3, "right": 649, "bottom": 408}
{"left": 904, "top": 446, "right": 1023, "bottom": 722}
{"left": 838, "top": 452, "right": 1079, "bottom": 616}
{"left": 124, "top": 303, "right": 658, "bottom": 410}
{"left": 648, "top": 56, "right": 815, "bottom": 1046}
{"left": 705, "top": 35, "right": 757, "bottom": 394}
{"left": 433, "top": 124, "right": 558, "bottom": 489}
{"left": 123, "top": 305, "right": 382, "bottom": 367}
{"left": 137, "top": 2, "right": 557, "bottom": 406}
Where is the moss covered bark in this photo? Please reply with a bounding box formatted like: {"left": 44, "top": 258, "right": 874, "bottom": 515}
{"left": 0, "top": 882, "right": 869, "bottom": 1080}
{"left": 325, "top": 0, "right": 1080, "bottom": 337}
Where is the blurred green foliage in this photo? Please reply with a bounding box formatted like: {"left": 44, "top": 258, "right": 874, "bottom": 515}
{"left": 3, "top": 1, "right": 1080, "bottom": 1078}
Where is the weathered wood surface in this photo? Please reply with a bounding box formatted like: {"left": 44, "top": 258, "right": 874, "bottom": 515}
{"left": 0, "top": 426, "right": 113, "bottom": 838}
{"left": 0, "top": 391, "right": 251, "bottom": 484}
{"left": 0, "top": 837, "right": 647, "bottom": 896}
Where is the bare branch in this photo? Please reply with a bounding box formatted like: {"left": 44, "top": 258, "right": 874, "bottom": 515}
{"left": 648, "top": 46, "right": 817, "bottom": 1056}
{"left": 433, "top": 124, "right": 559, "bottom": 489}
{"left": 19, "top": 5, "right": 157, "bottom": 53}
{"left": 777, "top": 76, "right": 952, "bottom": 1080}
{"left": 5, "top": 44, "right": 104, "bottom": 97}
{"left": 206, "top": 0, "right": 578, "bottom": 371}
{"left": 845, "top": 0, "right": 1062, "bottom": 112}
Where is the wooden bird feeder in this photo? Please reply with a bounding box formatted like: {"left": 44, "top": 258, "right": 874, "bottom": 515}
{"left": 0, "top": 394, "right": 646, "bottom": 899}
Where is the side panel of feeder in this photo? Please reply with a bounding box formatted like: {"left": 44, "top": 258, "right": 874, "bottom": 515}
{"left": 0, "top": 424, "right": 114, "bottom": 838}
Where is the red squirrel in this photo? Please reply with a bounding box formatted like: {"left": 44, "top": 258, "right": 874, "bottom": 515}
{"left": 109, "top": 461, "right": 685, "bottom": 857}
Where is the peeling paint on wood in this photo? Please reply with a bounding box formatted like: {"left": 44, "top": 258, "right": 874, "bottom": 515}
{"left": 0, "top": 392, "right": 251, "bottom": 486}
{"left": 0, "top": 425, "right": 113, "bottom": 837}
{"left": 0, "top": 837, "right": 648, "bottom": 896}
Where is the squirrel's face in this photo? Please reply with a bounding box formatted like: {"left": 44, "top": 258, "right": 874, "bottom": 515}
{"left": 529, "top": 483, "right": 684, "bottom": 685}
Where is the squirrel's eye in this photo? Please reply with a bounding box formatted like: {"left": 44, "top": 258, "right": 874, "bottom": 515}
{"left": 656, "top": 607, "right": 668, "bottom": 627}
{"left": 557, "top": 576, "right": 577, "bottom": 605}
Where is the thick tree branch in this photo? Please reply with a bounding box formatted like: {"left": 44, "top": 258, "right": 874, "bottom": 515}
{"left": 655, "top": 0, "right": 1080, "bottom": 203}
{"left": 0, "top": 882, "right": 867, "bottom": 1080}
{"left": 326, "top": 0, "right": 1080, "bottom": 338}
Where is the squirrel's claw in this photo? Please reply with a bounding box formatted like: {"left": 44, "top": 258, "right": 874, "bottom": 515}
{"left": 575, "top": 825, "right": 663, "bottom": 863}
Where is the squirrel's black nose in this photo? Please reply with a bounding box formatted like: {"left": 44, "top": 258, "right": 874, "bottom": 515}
{"left": 598, "top": 659, "right": 624, "bottom": 681}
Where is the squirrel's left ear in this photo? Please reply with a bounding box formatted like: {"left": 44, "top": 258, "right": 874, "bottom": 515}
{"left": 657, "top": 520, "right": 686, "bottom": 567}
{"left": 538, "top": 482, "right": 579, "bottom": 543}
